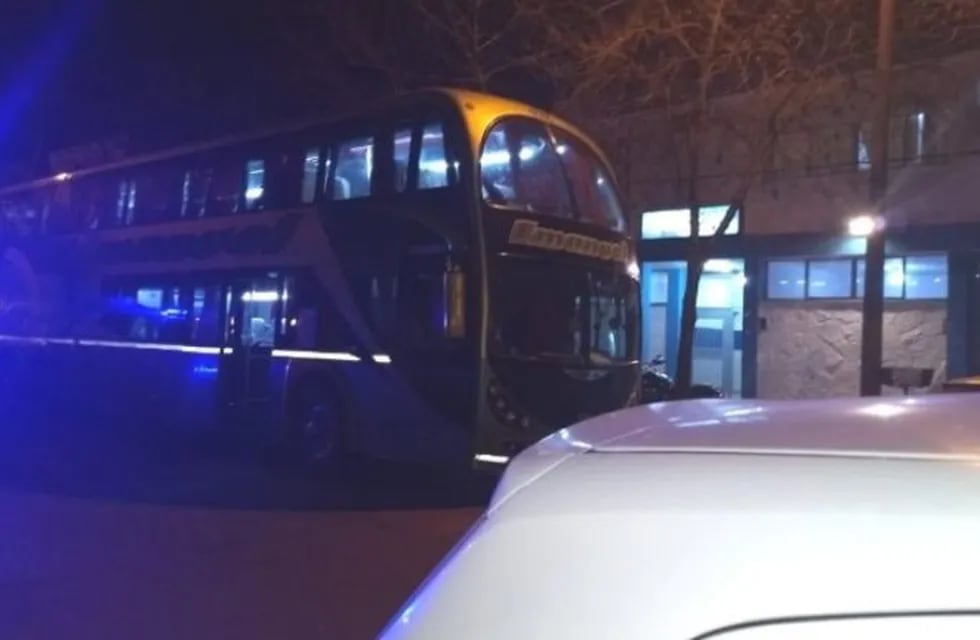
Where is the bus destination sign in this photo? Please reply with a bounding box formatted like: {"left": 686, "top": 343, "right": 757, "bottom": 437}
{"left": 508, "top": 219, "right": 628, "bottom": 263}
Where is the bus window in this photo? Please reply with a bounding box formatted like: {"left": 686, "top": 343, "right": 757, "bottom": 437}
{"left": 240, "top": 278, "right": 280, "bottom": 347}
{"left": 553, "top": 130, "right": 626, "bottom": 232}
{"left": 332, "top": 136, "right": 374, "bottom": 200}
{"left": 190, "top": 285, "right": 221, "bottom": 345}
{"left": 209, "top": 159, "right": 242, "bottom": 215}
{"left": 243, "top": 159, "right": 266, "bottom": 210}
{"left": 136, "top": 287, "right": 164, "bottom": 309}
{"left": 393, "top": 128, "right": 412, "bottom": 193}
{"left": 138, "top": 167, "right": 182, "bottom": 224}
{"left": 418, "top": 122, "right": 450, "bottom": 190}
{"left": 0, "top": 193, "right": 44, "bottom": 237}
{"left": 116, "top": 179, "right": 137, "bottom": 226}
{"left": 181, "top": 167, "right": 213, "bottom": 218}
{"left": 480, "top": 119, "right": 571, "bottom": 216}
{"left": 301, "top": 148, "right": 321, "bottom": 204}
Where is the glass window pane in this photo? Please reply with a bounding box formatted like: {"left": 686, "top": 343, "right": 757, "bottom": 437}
{"left": 301, "top": 148, "right": 320, "bottom": 203}
{"left": 767, "top": 261, "right": 806, "bottom": 299}
{"left": 641, "top": 208, "right": 690, "bottom": 238}
{"left": 699, "top": 205, "right": 740, "bottom": 235}
{"left": 190, "top": 286, "right": 221, "bottom": 345}
{"left": 856, "top": 258, "right": 904, "bottom": 298}
{"left": 332, "top": 136, "right": 374, "bottom": 200}
{"left": 906, "top": 254, "right": 947, "bottom": 299}
{"left": 136, "top": 287, "right": 163, "bottom": 309}
{"left": 244, "top": 159, "right": 265, "bottom": 210}
{"left": 646, "top": 271, "right": 668, "bottom": 304}
{"left": 641, "top": 206, "right": 739, "bottom": 239}
{"left": 241, "top": 278, "right": 280, "bottom": 347}
{"left": 553, "top": 130, "right": 626, "bottom": 231}
{"left": 117, "top": 180, "right": 136, "bottom": 226}
{"left": 393, "top": 128, "right": 412, "bottom": 192}
{"left": 807, "top": 260, "right": 852, "bottom": 298}
{"left": 480, "top": 125, "right": 515, "bottom": 203}
{"left": 480, "top": 119, "right": 571, "bottom": 217}
{"left": 180, "top": 171, "right": 192, "bottom": 217}
{"left": 418, "top": 122, "right": 450, "bottom": 189}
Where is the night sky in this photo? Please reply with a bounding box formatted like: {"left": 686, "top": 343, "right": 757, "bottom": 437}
{"left": 0, "top": 0, "right": 342, "bottom": 181}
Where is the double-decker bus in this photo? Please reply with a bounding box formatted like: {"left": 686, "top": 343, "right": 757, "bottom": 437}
{"left": 0, "top": 89, "right": 638, "bottom": 467}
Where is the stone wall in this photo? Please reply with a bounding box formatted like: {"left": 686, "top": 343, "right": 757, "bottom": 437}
{"left": 756, "top": 302, "right": 947, "bottom": 398}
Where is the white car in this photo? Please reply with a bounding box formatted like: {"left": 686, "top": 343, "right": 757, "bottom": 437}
{"left": 382, "top": 395, "right": 980, "bottom": 639}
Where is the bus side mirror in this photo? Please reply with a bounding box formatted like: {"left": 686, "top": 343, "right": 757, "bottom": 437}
{"left": 445, "top": 266, "right": 465, "bottom": 339}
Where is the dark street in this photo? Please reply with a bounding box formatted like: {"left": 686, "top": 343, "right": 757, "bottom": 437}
{"left": 0, "top": 415, "right": 488, "bottom": 639}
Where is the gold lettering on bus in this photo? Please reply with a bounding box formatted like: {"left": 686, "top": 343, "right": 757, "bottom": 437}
{"left": 508, "top": 219, "right": 628, "bottom": 263}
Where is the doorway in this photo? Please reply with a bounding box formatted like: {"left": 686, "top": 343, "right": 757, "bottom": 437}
{"left": 641, "top": 259, "right": 745, "bottom": 397}
{"left": 219, "top": 273, "right": 286, "bottom": 423}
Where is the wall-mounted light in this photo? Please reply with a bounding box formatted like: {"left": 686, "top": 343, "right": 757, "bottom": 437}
{"left": 847, "top": 214, "right": 884, "bottom": 237}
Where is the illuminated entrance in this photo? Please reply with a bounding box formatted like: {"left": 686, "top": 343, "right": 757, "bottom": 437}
{"left": 641, "top": 259, "right": 746, "bottom": 397}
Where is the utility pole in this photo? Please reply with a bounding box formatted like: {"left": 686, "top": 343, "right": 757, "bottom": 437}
{"left": 860, "top": 0, "right": 895, "bottom": 396}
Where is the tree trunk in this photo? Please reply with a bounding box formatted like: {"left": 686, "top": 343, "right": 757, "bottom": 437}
{"left": 674, "top": 249, "right": 704, "bottom": 394}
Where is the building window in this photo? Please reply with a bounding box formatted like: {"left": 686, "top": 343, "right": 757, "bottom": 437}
{"left": 243, "top": 159, "right": 265, "bottom": 210}
{"left": 116, "top": 179, "right": 136, "bottom": 226}
{"left": 418, "top": 122, "right": 450, "bottom": 190}
{"left": 766, "top": 260, "right": 806, "bottom": 299}
{"left": 856, "top": 111, "right": 929, "bottom": 168}
{"left": 856, "top": 124, "right": 871, "bottom": 170}
{"left": 856, "top": 257, "right": 905, "bottom": 299}
{"left": 907, "top": 111, "right": 927, "bottom": 161}
{"left": 905, "top": 254, "right": 948, "bottom": 299}
{"left": 301, "top": 148, "right": 320, "bottom": 204}
{"left": 768, "top": 255, "right": 947, "bottom": 301}
{"left": 331, "top": 136, "right": 374, "bottom": 200}
{"left": 807, "top": 260, "right": 853, "bottom": 298}
{"left": 641, "top": 205, "right": 740, "bottom": 239}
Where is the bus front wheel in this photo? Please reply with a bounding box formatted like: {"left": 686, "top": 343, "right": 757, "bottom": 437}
{"left": 290, "top": 387, "right": 347, "bottom": 471}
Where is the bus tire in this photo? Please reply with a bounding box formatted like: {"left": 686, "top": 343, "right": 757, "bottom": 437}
{"left": 289, "top": 384, "right": 347, "bottom": 471}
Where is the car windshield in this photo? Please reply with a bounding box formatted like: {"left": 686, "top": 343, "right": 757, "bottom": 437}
{"left": 490, "top": 257, "right": 636, "bottom": 365}
{"left": 480, "top": 118, "right": 625, "bottom": 232}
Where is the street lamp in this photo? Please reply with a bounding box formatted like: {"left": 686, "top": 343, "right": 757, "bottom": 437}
{"left": 847, "top": 214, "right": 884, "bottom": 237}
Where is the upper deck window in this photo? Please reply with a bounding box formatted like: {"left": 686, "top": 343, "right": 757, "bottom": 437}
{"left": 481, "top": 119, "right": 569, "bottom": 216}
{"left": 301, "top": 148, "right": 320, "bottom": 203}
{"left": 553, "top": 130, "right": 624, "bottom": 232}
{"left": 393, "top": 128, "right": 412, "bottom": 193}
{"left": 480, "top": 117, "right": 625, "bottom": 231}
{"left": 243, "top": 159, "right": 265, "bottom": 210}
{"left": 332, "top": 136, "right": 374, "bottom": 200}
{"left": 116, "top": 179, "right": 137, "bottom": 226}
{"left": 418, "top": 122, "right": 450, "bottom": 190}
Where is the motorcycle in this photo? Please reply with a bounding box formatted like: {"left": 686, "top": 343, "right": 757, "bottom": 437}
{"left": 640, "top": 355, "right": 723, "bottom": 403}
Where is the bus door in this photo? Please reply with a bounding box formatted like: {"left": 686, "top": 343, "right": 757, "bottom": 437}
{"left": 219, "top": 273, "right": 284, "bottom": 429}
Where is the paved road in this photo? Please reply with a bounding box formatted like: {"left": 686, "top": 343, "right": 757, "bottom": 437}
{"left": 0, "top": 417, "right": 491, "bottom": 639}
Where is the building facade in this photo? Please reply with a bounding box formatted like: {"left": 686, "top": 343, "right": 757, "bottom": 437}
{"left": 592, "top": 49, "right": 980, "bottom": 398}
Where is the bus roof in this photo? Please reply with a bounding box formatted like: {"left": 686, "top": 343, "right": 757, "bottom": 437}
{"left": 0, "top": 88, "right": 612, "bottom": 198}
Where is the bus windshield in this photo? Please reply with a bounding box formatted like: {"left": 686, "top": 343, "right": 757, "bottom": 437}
{"left": 490, "top": 257, "right": 636, "bottom": 366}
{"left": 480, "top": 118, "right": 625, "bottom": 232}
